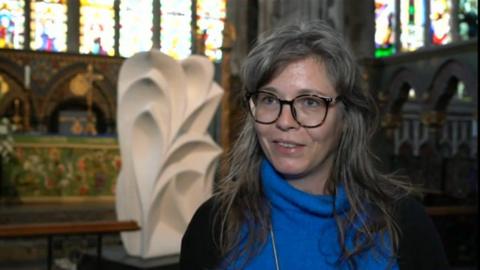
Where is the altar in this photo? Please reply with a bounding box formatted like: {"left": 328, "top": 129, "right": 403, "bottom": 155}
{"left": 1, "top": 135, "right": 119, "bottom": 202}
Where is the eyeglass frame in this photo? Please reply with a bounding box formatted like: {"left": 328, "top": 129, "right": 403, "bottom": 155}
{"left": 246, "top": 90, "right": 342, "bottom": 128}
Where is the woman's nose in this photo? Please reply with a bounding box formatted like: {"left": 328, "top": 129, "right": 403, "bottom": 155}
{"left": 275, "top": 104, "right": 300, "bottom": 130}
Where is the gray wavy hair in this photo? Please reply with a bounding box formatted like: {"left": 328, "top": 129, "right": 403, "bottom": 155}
{"left": 213, "top": 20, "right": 412, "bottom": 269}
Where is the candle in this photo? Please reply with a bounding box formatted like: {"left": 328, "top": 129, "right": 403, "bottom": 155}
{"left": 24, "top": 65, "right": 31, "bottom": 89}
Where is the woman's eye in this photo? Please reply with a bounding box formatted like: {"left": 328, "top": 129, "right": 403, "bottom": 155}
{"left": 259, "top": 95, "right": 277, "bottom": 105}
{"left": 301, "top": 97, "right": 321, "bottom": 107}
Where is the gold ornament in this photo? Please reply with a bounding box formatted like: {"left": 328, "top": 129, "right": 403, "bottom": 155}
{"left": 0, "top": 75, "right": 10, "bottom": 97}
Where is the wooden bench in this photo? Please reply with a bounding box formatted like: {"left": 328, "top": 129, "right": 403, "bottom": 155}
{"left": 0, "top": 220, "right": 140, "bottom": 270}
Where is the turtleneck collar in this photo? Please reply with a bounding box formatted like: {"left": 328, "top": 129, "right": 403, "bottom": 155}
{"left": 226, "top": 159, "right": 397, "bottom": 269}
{"left": 261, "top": 158, "right": 350, "bottom": 217}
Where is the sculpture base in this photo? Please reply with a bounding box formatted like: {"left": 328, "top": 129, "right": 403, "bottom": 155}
{"left": 78, "top": 245, "right": 179, "bottom": 270}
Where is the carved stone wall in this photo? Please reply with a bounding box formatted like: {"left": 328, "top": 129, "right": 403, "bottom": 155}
{"left": 0, "top": 50, "right": 121, "bottom": 134}
{"left": 365, "top": 41, "right": 477, "bottom": 199}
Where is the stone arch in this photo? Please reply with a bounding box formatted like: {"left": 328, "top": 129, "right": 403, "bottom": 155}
{"left": 385, "top": 67, "right": 422, "bottom": 114}
{"left": 39, "top": 63, "right": 116, "bottom": 133}
{"left": 0, "top": 58, "right": 35, "bottom": 131}
{"left": 426, "top": 59, "right": 477, "bottom": 112}
{"left": 423, "top": 59, "right": 477, "bottom": 158}
{"left": 0, "top": 56, "right": 24, "bottom": 87}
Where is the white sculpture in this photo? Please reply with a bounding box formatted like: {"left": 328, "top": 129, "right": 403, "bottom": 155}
{"left": 116, "top": 50, "right": 223, "bottom": 258}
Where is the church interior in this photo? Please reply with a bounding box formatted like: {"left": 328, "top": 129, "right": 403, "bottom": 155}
{"left": 0, "top": 0, "right": 477, "bottom": 269}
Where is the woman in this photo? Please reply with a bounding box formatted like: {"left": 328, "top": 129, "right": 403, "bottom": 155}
{"left": 180, "top": 20, "right": 448, "bottom": 270}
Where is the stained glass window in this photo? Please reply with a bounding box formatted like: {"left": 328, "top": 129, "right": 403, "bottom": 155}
{"left": 458, "top": 0, "right": 478, "bottom": 40}
{"left": 30, "top": 0, "right": 67, "bottom": 52}
{"left": 400, "top": 0, "right": 425, "bottom": 51}
{"left": 160, "top": 0, "right": 192, "bottom": 60}
{"left": 119, "top": 0, "right": 153, "bottom": 57}
{"left": 375, "top": 0, "right": 396, "bottom": 57}
{"left": 196, "top": 0, "right": 226, "bottom": 62}
{"left": 0, "top": 0, "right": 25, "bottom": 49}
{"left": 79, "top": 0, "right": 115, "bottom": 56}
{"left": 430, "top": 0, "right": 452, "bottom": 45}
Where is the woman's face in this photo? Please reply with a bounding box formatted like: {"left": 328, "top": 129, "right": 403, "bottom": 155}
{"left": 254, "top": 57, "right": 344, "bottom": 193}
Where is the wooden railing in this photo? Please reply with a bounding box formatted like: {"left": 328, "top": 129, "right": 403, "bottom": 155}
{"left": 426, "top": 206, "right": 477, "bottom": 216}
{"left": 0, "top": 220, "right": 140, "bottom": 270}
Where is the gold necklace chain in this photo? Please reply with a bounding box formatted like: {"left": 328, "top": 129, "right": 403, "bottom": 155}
{"left": 270, "top": 228, "right": 281, "bottom": 270}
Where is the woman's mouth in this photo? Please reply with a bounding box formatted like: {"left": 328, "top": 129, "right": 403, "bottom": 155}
{"left": 273, "top": 140, "right": 305, "bottom": 154}
{"left": 277, "top": 142, "right": 298, "bottom": 148}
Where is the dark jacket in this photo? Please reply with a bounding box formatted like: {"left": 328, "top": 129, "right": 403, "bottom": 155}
{"left": 180, "top": 197, "right": 449, "bottom": 270}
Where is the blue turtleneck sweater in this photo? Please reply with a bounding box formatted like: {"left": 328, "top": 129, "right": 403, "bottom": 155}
{"left": 230, "top": 159, "right": 398, "bottom": 270}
